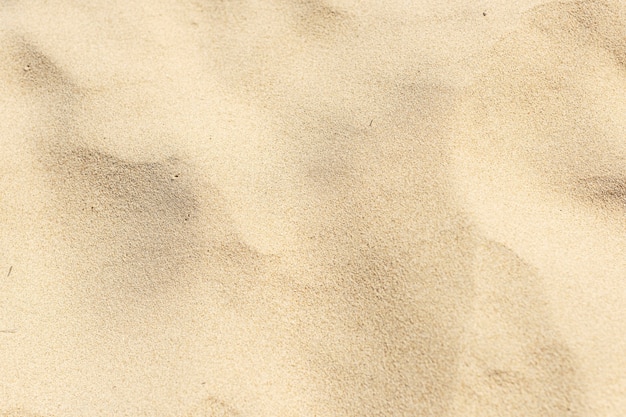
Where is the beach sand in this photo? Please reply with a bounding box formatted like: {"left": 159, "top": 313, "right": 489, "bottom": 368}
{"left": 1, "top": 0, "right": 625, "bottom": 415}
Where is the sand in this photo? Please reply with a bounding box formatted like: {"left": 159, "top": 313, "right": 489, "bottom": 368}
{"left": 1, "top": 0, "right": 625, "bottom": 416}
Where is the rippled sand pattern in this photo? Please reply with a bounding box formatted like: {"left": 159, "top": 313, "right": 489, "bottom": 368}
{"left": 1, "top": 1, "right": 625, "bottom": 416}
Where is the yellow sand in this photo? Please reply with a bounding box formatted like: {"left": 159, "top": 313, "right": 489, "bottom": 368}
{"left": 1, "top": 0, "right": 625, "bottom": 415}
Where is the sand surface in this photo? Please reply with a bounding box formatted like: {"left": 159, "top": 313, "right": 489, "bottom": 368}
{"left": 1, "top": 0, "right": 626, "bottom": 416}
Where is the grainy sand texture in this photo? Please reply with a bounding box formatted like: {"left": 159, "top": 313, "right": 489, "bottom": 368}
{"left": 1, "top": 0, "right": 626, "bottom": 416}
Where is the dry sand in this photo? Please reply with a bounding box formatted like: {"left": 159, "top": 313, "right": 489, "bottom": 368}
{"left": 1, "top": 0, "right": 625, "bottom": 416}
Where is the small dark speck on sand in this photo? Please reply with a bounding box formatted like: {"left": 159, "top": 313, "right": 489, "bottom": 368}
{"left": 483, "top": 12, "right": 487, "bottom": 16}
{"left": 7, "top": 266, "right": 12, "bottom": 277}
{"left": 0, "top": 329, "right": 16, "bottom": 333}
{"left": 369, "top": 119, "right": 373, "bottom": 127}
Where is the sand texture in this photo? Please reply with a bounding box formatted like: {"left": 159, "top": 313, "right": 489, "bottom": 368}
{"left": 1, "top": 0, "right": 626, "bottom": 416}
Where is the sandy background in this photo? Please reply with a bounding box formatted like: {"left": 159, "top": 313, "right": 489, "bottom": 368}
{"left": 1, "top": 0, "right": 626, "bottom": 416}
